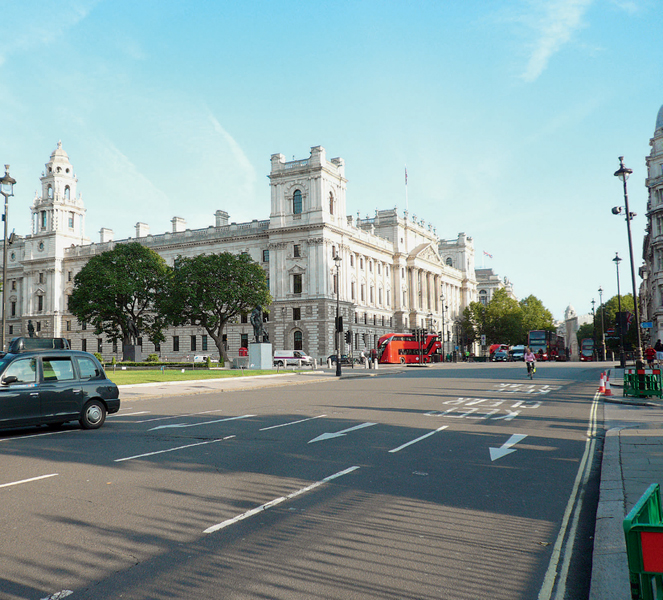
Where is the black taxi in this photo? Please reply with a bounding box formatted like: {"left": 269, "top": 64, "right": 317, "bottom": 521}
{"left": 0, "top": 339, "right": 120, "bottom": 430}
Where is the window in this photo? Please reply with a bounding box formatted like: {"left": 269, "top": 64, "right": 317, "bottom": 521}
{"left": 446, "top": 257, "right": 453, "bottom": 267}
{"left": 263, "top": 249, "right": 269, "bottom": 262}
{"left": 350, "top": 255, "right": 354, "bottom": 267}
{"left": 361, "top": 285, "right": 365, "bottom": 302}
{"left": 81, "top": 321, "right": 87, "bottom": 331}
{"left": 81, "top": 339, "right": 87, "bottom": 352}
{"left": 241, "top": 314, "right": 248, "bottom": 324}
{"left": 293, "top": 274, "right": 302, "bottom": 294}
{"left": 360, "top": 257, "right": 364, "bottom": 269}
{"left": 293, "top": 307, "right": 301, "bottom": 321}
{"left": 378, "top": 288, "right": 382, "bottom": 305}
{"left": 173, "top": 336, "right": 180, "bottom": 352}
{"left": 47, "top": 186, "right": 53, "bottom": 199}
{"left": 294, "top": 331, "right": 303, "bottom": 350}
{"left": 39, "top": 272, "right": 44, "bottom": 284}
{"left": 43, "top": 357, "right": 75, "bottom": 382}
{"left": 369, "top": 261, "right": 372, "bottom": 273}
{"left": 98, "top": 338, "right": 103, "bottom": 353}
{"left": 329, "top": 192, "right": 334, "bottom": 215}
{"left": 3, "top": 358, "right": 37, "bottom": 384}
{"left": 68, "top": 212, "right": 74, "bottom": 228}
{"left": 479, "top": 290, "right": 488, "bottom": 306}
{"left": 113, "top": 340, "right": 118, "bottom": 353}
{"left": 202, "top": 335, "right": 208, "bottom": 351}
{"left": 377, "top": 263, "right": 381, "bottom": 275}
{"left": 67, "top": 271, "right": 72, "bottom": 282}
{"left": 355, "top": 333, "right": 359, "bottom": 350}
{"left": 8, "top": 326, "right": 12, "bottom": 335}
{"left": 137, "top": 337, "right": 143, "bottom": 347}
{"left": 11, "top": 280, "right": 16, "bottom": 290}
{"left": 332, "top": 246, "right": 336, "bottom": 258}
{"left": 241, "top": 333, "right": 248, "bottom": 348}
{"left": 293, "top": 190, "right": 303, "bottom": 214}
{"left": 294, "top": 244, "right": 301, "bottom": 258}
{"left": 364, "top": 313, "right": 368, "bottom": 324}
{"left": 11, "top": 302, "right": 15, "bottom": 317}
{"left": 41, "top": 211, "right": 47, "bottom": 228}
{"left": 154, "top": 342, "right": 160, "bottom": 353}
{"left": 37, "top": 296, "right": 44, "bottom": 312}
{"left": 64, "top": 186, "right": 70, "bottom": 200}
{"left": 370, "top": 287, "right": 374, "bottom": 304}
{"left": 191, "top": 335, "right": 197, "bottom": 351}
{"left": 66, "top": 320, "right": 71, "bottom": 332}
{"left": 351, "top": 282, "right": 356, "bottom": 300}
{"left": 77, "top": 357, "right": 100, "bottom": 380}
{"left": 354, "top": 313, "right": 358, "bottom": 324}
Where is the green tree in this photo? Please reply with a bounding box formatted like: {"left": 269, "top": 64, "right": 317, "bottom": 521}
{"left": 484, "top": 288, "right": 524, "bottom": 345}
{"left": 68, "top": 242, "right": 171, "bottom": 360}
{"left": 520, "top": 295, "right": 554, "bottom": 333}
{"left": 576, "top": 322, "right": 594, "bottom": 346}
{"left": 164, "top": 252, "right": 271, "bottom": 363}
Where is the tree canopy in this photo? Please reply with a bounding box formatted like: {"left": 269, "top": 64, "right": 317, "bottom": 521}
{"left": 68, "top": 242, "right": 171, "bottom": 359}
{"left": 461, "top": 289, "right": 555, "bottom": 346}
{"left": 163, "top": 252, "right": 271, "bottom": 363}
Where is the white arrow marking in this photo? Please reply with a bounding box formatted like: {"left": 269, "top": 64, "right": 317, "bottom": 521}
{"left": 489, "top": 434, "right": 528, "bottom": 461}
{"left": 308, "top": 422, "right": 377, "bottom": 444}
{"left": 149, "top": 414, "right": 255, "bottom": 431}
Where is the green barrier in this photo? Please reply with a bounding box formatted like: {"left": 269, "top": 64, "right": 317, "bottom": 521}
{"left": 623, "top": 483, "right": 663, "bottom": 599}
{"left": 623, "top": 369, "right": 663, "bottom": 399}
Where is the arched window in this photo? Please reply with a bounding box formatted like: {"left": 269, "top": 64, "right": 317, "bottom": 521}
{"left": 47, "top": 185, "right": 53, "bottom": 198}
{"left": 329, "top": 192, "right": 334, "bottom": 215}
{"left": 446, "top": 257, "right": 453, "bottom": 267}
{"left": 64, "top": 186, "right": 70, "bottom": 200}
{"left": 479, "top": 290, "right": 488, "bottom": 305}
{"left": 293, "top": 190, "right": 302, "bottom": 214}
{"left": 294, "top": 330, "right": 303, "bottom": 350}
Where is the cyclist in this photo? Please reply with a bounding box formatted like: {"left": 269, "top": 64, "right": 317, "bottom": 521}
{"left": 524, "top": 347, "right": 536, "bottom": 378}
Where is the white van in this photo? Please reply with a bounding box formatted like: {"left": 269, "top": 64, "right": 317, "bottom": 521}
{"left": 273, "top": 350, "right": 314, "bottom": 367}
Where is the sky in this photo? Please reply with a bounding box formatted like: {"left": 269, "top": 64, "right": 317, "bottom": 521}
{"left": 0, "top": 0, "right": 661, "bottom": 321}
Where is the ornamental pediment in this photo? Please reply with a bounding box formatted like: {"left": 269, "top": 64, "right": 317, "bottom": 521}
{"left": 288, "top": 265, "right": 306, "bottom": 275}
{"left": 409, "top": 243, "right": 443, "bottom": 266}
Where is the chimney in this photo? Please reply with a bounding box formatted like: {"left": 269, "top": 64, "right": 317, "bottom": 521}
{"left": 215, "top": 210, "right": 229, "bottom": 227}
{"left": 171, "top": 217, "right": 186, "bottom": 233}
{"left": 135, "top": 222, "right": 149, "bottom": 238}
{"left": 99, "top": 228, "right": 113, "bottom": 243}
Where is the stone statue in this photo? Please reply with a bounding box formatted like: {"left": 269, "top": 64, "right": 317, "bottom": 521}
{"left": 27, "top": 320, "right": 35, "bottom": 338}
{"left": 127, "top": 317, "right": 139, "bottom": 344}
{"left": 250, "top": 306, "right": 268, "bottom": 343}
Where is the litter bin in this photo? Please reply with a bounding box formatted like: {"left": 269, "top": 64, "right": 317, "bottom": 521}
{"left": 623, "top": 483, "right": 663, "bottom": 599}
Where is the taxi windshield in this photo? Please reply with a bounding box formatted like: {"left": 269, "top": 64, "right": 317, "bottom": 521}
{"left": 0, "top": 355, "right": 16, "bottom": 377}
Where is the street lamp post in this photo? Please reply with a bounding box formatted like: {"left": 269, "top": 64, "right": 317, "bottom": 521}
{"left": 613, "top": 253, "right": 626, "bottom": 368}
{"left": 591, "top": 298, "right": 596, "bottom": 360}
{"left": 0, "top": 165, "right": 16, "bottom": 352}
{"left": 598, "top": 286, "right": 606, "bottom": 361}
{"left": 440, "top": 294, "right": 446, "bottom": 360}
{"left": 334, "top": 255, "right": 342, "bottom": 377}
{"left": 613, "top": 156, "right": 644, "bottom": 367}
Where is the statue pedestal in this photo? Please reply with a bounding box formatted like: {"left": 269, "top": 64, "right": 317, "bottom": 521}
{"left": 249, "top": 343, "right": 273, "bottom": 370}
{"left": 123, "top": 344, "right": 142, "bottom": 362}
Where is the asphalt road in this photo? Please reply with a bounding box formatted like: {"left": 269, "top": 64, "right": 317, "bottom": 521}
{"left": 0, "top": 361, "right": 604, "bottom": 600}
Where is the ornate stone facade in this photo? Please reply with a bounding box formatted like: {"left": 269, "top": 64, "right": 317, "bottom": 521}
{"left": 2, "top": 143, "right": 485, "bottom": 361}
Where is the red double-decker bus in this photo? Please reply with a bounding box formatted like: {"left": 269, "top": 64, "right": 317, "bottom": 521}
{"left": 377, "top": 333, "right": 441, "bottom": 364}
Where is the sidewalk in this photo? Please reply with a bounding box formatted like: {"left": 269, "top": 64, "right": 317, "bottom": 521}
{"left": 590, "top": 367, "right": 663, "bottom": 599}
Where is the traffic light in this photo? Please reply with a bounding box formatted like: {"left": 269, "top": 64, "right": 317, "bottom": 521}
{"left": 345, "top": 330, "right": 352, "bottom": 344}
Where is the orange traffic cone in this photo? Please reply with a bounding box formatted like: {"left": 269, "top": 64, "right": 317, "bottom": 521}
{"left": 605, "top": 372, "right": 613, "bottom": 396}
{"left": 599, "top": 372, "right": 606, "bottom": 394}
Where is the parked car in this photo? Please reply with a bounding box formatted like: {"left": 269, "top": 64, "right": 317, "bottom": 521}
{"left": 509, "top": 345, "right": 526, "bottom": 361}
{"left": 491, "top": 350, "right": 509, "bottom": 362}
{"left": 327, "top": 354, "right": 358, "bottom": 365}
{"left": 273, "top": 350, "right": 314, "bottom": 367}
{"left": 0, "top": 341, "right": 120, "bottom": 431}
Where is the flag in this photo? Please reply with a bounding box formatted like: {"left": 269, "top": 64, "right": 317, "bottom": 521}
{"left": 405, "top": 166, "right": 408, "bottom": 186}
{"left": 483, "top": 251, "right": 493, "bottom": 258}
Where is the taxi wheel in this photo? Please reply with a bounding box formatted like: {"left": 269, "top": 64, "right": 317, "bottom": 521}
{"left": 80, "top": 400, "right": 107, "bottom": 430}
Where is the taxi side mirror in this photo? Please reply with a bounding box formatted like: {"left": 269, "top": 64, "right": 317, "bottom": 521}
{"left": 2, "top": 376, "right": 18, "bottom": 385}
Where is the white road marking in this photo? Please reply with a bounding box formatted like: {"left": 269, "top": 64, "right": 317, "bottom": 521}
{"left": 0, "top": 429, "right": 74, "bottom": 442}
{"left": 109, "top": 410, "right": 151, "bottom": 417}
{"left": 308, "top": 422, "right": 377, "bottom": 443}
{"left": 489, "top": 433, "right": 528, "bottom": 461}
{"left": 260, "top": 414, "right": 326, "bottom": 431}
{"left": 115, "top": 436, "right": 235, "bottom": 462}
{"left": 40, "top": 590, "right": 73, "bottom": 600}
{"left": 148, "top": 414, "right": 255, "bottom": 431}
{"left": 538, "top": 392, "right": 600, "bottom": 600}
{"left": 0, "top": 473, "right": 58, "bottom": 489}
{"left": 204, "top": 465, "right": 360, "bottom": 534}
{"left": 135, "top": 409, "right": 224, "bottom": 424}
{"left": 388, "top": 426, "right": 448, "bottom": 453}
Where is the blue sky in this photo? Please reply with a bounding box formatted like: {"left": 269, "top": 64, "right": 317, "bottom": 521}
{"left": 0, "top": 0, "right": 661, "bottom": 321}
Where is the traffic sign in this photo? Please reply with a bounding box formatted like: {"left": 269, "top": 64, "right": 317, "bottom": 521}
{"left": 641, "top": 321, "right": 654, "bottom": 329}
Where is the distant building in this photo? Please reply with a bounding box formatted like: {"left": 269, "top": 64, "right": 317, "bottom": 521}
{"left": 475, "top": 268, "right": 516, "bottom": 305}
{"left": 1, "top": 143, "right": 507, "bottom": 361}
{"left": 563, "top": 304, "right": 593, "bottom": 360}
{"left": 641, "top": 104, "right": 663, "bottom": 343}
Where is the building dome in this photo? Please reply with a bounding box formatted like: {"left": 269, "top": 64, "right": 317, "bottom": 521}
{"left": 656, "top": 105, "right": 663, "bottom": 133}
{"left": 50, "top": 140, "right": 69, "bottom": 160}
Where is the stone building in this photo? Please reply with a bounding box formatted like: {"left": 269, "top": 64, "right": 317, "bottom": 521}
{"left": 641, "top": 104, "right": 663, "bottom": 343}
{"left": 2, "top": 143, "right": 484, "bottom": 362}
{"left": 475, "top": 268, "right": 516, "bottom": 305}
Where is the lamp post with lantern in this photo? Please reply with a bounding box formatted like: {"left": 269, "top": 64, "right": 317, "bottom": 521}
{"left": 334, "top": 254, "right": 342, "bottom": 377}
{"left": 0, "top": 165, "right": 16, "bottom": 352}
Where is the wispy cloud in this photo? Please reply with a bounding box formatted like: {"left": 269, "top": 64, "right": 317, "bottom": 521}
{"left": 0, "top": 0, "right": 100, "bottom": 66}
{"left": 520, "top": 0, "right": 594, "bottom": 82}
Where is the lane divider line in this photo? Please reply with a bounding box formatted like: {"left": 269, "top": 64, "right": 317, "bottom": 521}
{"left": 204, "top": 465, "right": 360, "bottom": 534}
{"left": 0, "top": 473, "right": 59, "bottom": 489}
{"left": 115, "top": 436, "right": 235, "bottom": 462}
{"left": 388, "top": 426, "right": 449, "bottom": 453}
{"left": 260, "top": 414, "right": 327, "bottom": 431}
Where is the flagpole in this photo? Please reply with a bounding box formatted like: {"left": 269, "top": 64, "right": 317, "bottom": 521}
{"left": 405, "top": 165, "right": 409, "bottom": 212}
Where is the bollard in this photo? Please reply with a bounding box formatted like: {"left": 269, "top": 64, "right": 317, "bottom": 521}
{"left": 373, "top": 358, "right": 378, "bottom": 370}
{"left": 327, "top": 358, "right": 332, "bottom": 369}
{"left": 364, "top": 357, "right": 369, "bottom": 369}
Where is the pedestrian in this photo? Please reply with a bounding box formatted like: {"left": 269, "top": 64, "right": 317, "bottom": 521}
{"left": 655, "top": 339, "right": 663, "bottom": 366}
{"left": 645, "top": 345, "right": 656, "bottom": 367}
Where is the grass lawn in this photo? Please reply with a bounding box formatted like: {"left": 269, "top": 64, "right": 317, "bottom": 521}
{"left": 105, "top": 368, "right": 287, "bottom": 386}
